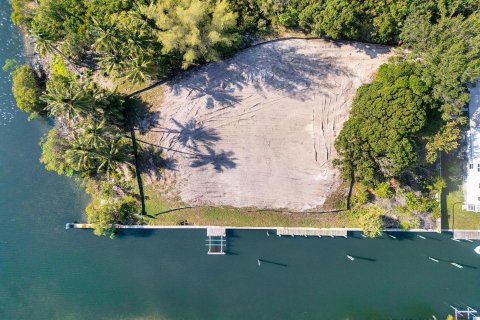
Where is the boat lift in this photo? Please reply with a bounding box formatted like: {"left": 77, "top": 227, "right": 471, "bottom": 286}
{"left": 206, "top": 227, "right": 227, "bottom": 255}
{"left": 450, "top": 306, "right": 479, "bottom": 320}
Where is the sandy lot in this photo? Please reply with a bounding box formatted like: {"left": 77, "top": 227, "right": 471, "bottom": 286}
{"left": 143, "top": 39, "right": 392, "bottom": 211}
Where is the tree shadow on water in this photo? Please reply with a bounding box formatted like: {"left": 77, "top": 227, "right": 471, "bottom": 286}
{"left": 116, "top": 229, "right": 156, "bottom": 238}
{"left": 384, "top": 232, "right": 416, "bottom": 241}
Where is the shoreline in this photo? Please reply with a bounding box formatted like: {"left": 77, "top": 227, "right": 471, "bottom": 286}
{"left": 66, "top": 223, "right": 480, "bottom": 240}
{"left": 66, "top": 223, "right": 441, "bottom": 233}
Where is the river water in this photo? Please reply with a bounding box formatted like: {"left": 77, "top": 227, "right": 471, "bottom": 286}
{"left": 0, "top": 2, "right": 479, "bottom": 319}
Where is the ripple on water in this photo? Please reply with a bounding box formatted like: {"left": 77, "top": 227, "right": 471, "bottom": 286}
{"left": 0, "top": 8, "right": 26, "bottom": 127}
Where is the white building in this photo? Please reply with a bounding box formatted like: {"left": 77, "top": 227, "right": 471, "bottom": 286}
{"left": 463, "top": 80, "right": 480, "bottom": 212}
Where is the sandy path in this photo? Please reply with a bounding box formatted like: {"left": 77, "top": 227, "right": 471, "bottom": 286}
{"left": 144, "top": 39, "right": 392, "bottom": 211}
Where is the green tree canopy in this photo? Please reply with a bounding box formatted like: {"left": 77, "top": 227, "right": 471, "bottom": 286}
{"left": 40, "top": 128, "right": 74, "bottom": 176}
{"left": 400, "top": 13, "right": 480, "bottom": 120}
{"left": 11, "top": 65, "right": 44, "bottom": 115}
{"left": 358, "top": 205, "right": 384, "bottom": 238}
{"left": 335, "top": 62, "right": 431, "bottom": 184}
{"left": 86, "top": 193, "right": 140, "bottom": 237}
{"left": 426, "top": 118, "right": 467, "bottom": 163}
{"left": 141, "top": 0, "right": 239, "bottom": 69}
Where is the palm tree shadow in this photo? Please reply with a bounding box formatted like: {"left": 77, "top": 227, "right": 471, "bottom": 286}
{"left": 168, "top": 118, "right": 221, "bottom": 149}
{"left": 190, "top": 145, "right": 237, "bottom": 172}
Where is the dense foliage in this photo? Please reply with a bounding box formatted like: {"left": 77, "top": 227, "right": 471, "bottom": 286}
{"left": 335, "top": 62, "right": 431, "bottom": 184}
{"left": 8, "top": 0, "right": 480, "bottom": 235}
{"left": 336, "top": 12, "right": 480, "bottom": 187}
{"left": 85, "top": 181, "right": 140, "bottom": 237}
{"left": 140, "top": 0, "right": 239, "bottom": 69}
{"left": 356, "top": 205, "right": 384, "bottom": 238}
{"left": 11, "top": 0, "right": 479, "bottom": 84}
{"left": 11, "top": 65, "right": 44, "bottom": 115}
{"left": 401, "top": 12, "right": 480, "bottom": 120}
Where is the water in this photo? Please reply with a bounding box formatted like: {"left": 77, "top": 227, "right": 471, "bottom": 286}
{"left": 0, "top": 2, "right": 479, "bottom": 319}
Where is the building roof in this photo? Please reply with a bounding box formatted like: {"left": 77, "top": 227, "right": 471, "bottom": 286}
{"left": 464, "top": 80, "right": 480, "bottom": 212}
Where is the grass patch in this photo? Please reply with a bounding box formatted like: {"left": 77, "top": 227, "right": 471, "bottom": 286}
{"left": 442, "top": 153, "right": 480, "bottom": 230}
{"left": 143, "top": 183, "right": 357, "bottom": 227}
{"left": 444, "top": 187, "right": 480, "bottom": 230}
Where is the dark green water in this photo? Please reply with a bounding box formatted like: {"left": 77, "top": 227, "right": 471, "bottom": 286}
{"left": 1, "top": 2, "right": 480, "bottom": 319}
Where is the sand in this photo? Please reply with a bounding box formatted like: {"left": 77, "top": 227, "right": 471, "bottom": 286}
{"left": 142, "top": 39, "right": 392, "bottom": 211}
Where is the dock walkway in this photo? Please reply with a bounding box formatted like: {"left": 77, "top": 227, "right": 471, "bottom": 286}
{"left": 453, "top": 230, "right": 480, "bottom": 240}
{"left": 276, "top": 228, "right": 347, "bottom": 237}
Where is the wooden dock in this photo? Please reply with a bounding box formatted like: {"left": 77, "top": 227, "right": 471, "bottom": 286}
{"left": 276, "top": 228, "right": 347, "bottom": 237}
{"left": 453, "top": 230, "right": 480, "bottom": 240}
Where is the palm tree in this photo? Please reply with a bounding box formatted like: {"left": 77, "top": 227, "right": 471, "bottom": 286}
{"left": 31, "top": 30, "right": 82, "bottom": 76}
{"left": 91, "top": 18, "right": 121, "bottom": 55}
{"left": 66, "top": 131, "right": 132, "bottom": 178}
{"left": 95, "top": 137, "right": 133, "bottom": 178}
{"left": 65, "top": 136, "right": 97, "bottom": 175}
{"left": 42, "top": 81, "right": 94, "bottom": 120}
{"left": 31, "top": 31, "right": 57, "bottom": 57}
{"left": 76, "top": 119, "right": 110, "bottom": 149}
{"left": 122, "top": 54, "right": 154, "bottom": 84}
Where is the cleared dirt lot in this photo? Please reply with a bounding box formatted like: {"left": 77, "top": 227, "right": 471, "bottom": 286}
{"left": 142, "top": 39, "right": 392, "bottom": 211}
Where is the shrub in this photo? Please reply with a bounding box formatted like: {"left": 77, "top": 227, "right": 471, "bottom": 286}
{"left": 50, "top": 54, "right": 72, "bottom": 79}
{"left": 86, "top": 193, "right": 140, "bottom": 238}
{"left": 352, "top": 183, "right": 370, "bottom": 206}
{"left": 11, "top": 0, "right": 34, "bottom": 26}
{"left": 359, "top": 205, "right": 384, "bottom": 238}
{"left": 405, "top": 192, "right": 439, "bottom": 214}
{"left": 399, "top": 216, "right": 421, "bottom": 229}
{"left": 2, "top": 58, "right": 17, "bottom": 72}
{"left": 432, "top": 177, "right": 447, "bottom": 192}
{"left": 40, "top": 129, "right": 74, "bottom": 176}
{"left": 375, "top": 182, "right": 393, "bottom": 199}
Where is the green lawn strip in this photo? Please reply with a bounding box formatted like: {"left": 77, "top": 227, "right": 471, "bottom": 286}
{"left": 445, "top": 188, "right": 480, "bottom": 230}
{"left": 143, "top": 184, "right": 357, "bottom": 228}
{"left": 442, "top": 153, "right": 480, "bottom": 230}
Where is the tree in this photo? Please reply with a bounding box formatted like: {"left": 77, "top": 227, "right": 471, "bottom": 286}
{"left": 121, "top": 54, "right": 156, "bottom": 84}
{"left": 11, "top": 0, "right": 34, "bottom": 26}
{"left": 86, "top": 193, "right": 140, "bottom": 238}
{"left": 358, "top": 205, "right": 384, "bottom": 238}
{"left": 141, "top": 0, "right": 239, "bottom": 69}
{"left": 42, "top": 79, "right": 94, "bottom": 120}
{"left": 75, "top": 119, "right": 110, "bottom": 150}
{"left": 426, "top": 118, "right": 467, "bottom": 163}
{"left": 90, "top": 11, "right": 160, "bottom": 82}
{"left": 65, "top": 131, "right": 132, "bottom": 179}
{"left": 40, "top": 128, "right": 74, "bottom": 176}
{"left": 94, "top": 137, "right": 133, "bottom": 178}
{"left": 11, "top": 65, "right": 44, "bottom": 115}
{"left": 311, "top": 0, "right": 363, "bottom": 40}
{"left": 400, "top": 13, "right": 480, "bottom": 120}
{"left": 334, "top": 62, "right": 431, "bottom": 184}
